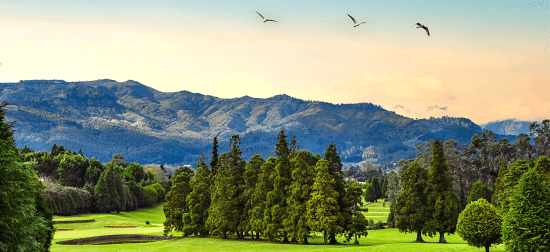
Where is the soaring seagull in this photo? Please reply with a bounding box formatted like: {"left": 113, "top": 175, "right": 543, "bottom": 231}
{"left": 416, "top": 23, "right": 430, "bottom": 36}
{"left": 256, "top": 11, "right": 278, "bottom": 23}
{"left": 348, "top": 14, "right": 366, "bottom": 27}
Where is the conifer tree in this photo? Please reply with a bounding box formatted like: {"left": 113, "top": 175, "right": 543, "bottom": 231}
{"left": 265, "top": 128, "right": 293, "bottom": 242}
{"left": 424, "top": 139, "right": 460, "bottom": 243}
{"left": 382, "top": 175, "right": 389, "bottom": 198}
{"left": 94, "top": 173, "right": 112, "bottom": 213}
{"left": 306, "top": 158, "right": 343, "bottom": 245}
{"left": 324, "top": 141, "right": 350, "bottom": 244}
{"left": 467, "top": 180, "right": 491, "bottom": 204}
{"left": 251, "top": 161, "right": 275, "bottom": 240}
{"left": 491, "top": 159, "right": 507, "bottom": 207}
{"left": 290, "top": 134, "right": 299, "bottom": 159}
{"left": 502, "top": 171, "right": 550, "bottom": 251}
{"left": 346, "top": 182, "right": 368, "bottom": 244}
{"left": 244, "top": 154, "right": 265, "bottom": 240}
{"left": 371, "top": 177, "right": 382, "bottom": 201}
{"left": 183, "top": 154, "right": 211, "bottom": 236}
{"left": 284, "top": 150, "right": 315, "bottom": 244}
{"left": 395, "top": 161, "right": 429, "bottom": 242}
{"left": 210, "top": 137, "right": 219, "bottom": 175}
{"left": 163, "top": 172, "right": 191, "bottom": 236}
{"left": 364, "top": 183, "right": 375, "bottom": 203}
{"left": 495, "top": 159, "right": 534, "bottom": 215}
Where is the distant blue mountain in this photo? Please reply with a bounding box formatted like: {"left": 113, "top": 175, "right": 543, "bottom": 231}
{"left": 480, "top": 119, "right": 534, "bottom": 136}
{"left": 0, "top": 79, "right": 516, "bottom": 170}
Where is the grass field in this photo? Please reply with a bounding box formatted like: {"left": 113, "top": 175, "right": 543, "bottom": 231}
{"left": 51, "top": 201, "right": 506, "bottom": 252}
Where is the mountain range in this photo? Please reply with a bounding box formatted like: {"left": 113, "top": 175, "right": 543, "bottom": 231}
{"left": 480, "top": 119, "right": 534, "bottom": 136}
{"left": 1, "top": 79, "right": 517, "bottom": 171}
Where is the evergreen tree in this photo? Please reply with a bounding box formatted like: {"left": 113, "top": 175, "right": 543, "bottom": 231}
{"left": 457, "top": 198, "right": 502, "bottom": 252}
{"left": 371, "top": 177, "right": 382, "bottom": 201}
{"left": 364, "top": 183, "right": 375, "bottom": 203}
{"left": 163, "top": 172, "right": 191, "bottom": 236}
{"left": 290, "top": 134, "right": 299, "bottom": 159}
{"left": 284, "top": 150, "right": 315, "bottom": 244}
{"left": 85, "top": 157, "right": 104, "bottom": 186}
{"left": 94, "top": 173, "right": 112, "bottom": 213}
{"left": 244, "top": 154, "right": 265, "bottom": 240}
{"left": 306, "top": 159, "right": 343, "bottom": 245}
{"left": 346, "top": 182, "right": 368, "bottom": 244}
{"left": 502, "top": 171, "right": 550, "bottom": 251}
{"left": 251, "top": 161, "right": 275, "bottom": 240}
{"left": 210, "top": 137, "right": 219, "bottom": 176}
{"left": 424, "top": 139, "right": 460, "bottom": 243}
{"left": 206, "top": 135, "right": 247, "bottom": 239}
{"left": 533, "top": 155, "right": 550, "bottom": 186}
{"left": 183, "top": 154, "right": 212, "bottom": 236}
{"left": 265, "top": 128, "right": 293, "bottom": 242}
{"left": 395, "top": 161, "right": 429, "bottom": 242}
{"left": 491, "top": 159, "right": 507, "bottom": 207}
{"left": 58, "top": 154, "right": 89, "bottom": 188}
{"left": 124, "top": 162, "right": 145, "bottom": 183}
{"left": 467, "top": 180, "right": 492, "bottom": 204}
{"left": 382, "top": 175, "right": 389, "bottom": 198}
{"left": 496, "top": 159, "right": 534, "bottom": 215}
{"left": 324, "top": 141, "right": 350, "bottom": 244}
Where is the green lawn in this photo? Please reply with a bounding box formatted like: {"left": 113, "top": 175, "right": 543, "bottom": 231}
{"left": 363, "top": 199, "right": 391, "bottom": 223}
{"left": 51, "top": 201, "right": 505, "bottom": 252}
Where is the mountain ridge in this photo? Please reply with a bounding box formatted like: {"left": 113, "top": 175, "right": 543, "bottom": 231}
{"left": 1, "top": 79, "right": 516, "bottom": 170}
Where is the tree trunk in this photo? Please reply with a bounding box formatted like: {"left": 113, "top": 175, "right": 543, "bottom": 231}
{"left": 485, "top": 244, "right": 490, "bottom": 252}
{"left": 282, "top": 232, "right": 289, "bottom": 242}
{"left": 251, "top": 231, "right": 255, "bottom": 241}
{"left": 416, "top": 231, "right": 424, "bottom": 242}
{"left": 438, "top": 232, "right": 446, "bottom": 243}
{"left": 354, "top": 231, "right": 359, "bottom": 244}
{"left": 256, "top": 231, "right": 260, "bottom": 240}
{"left": 329, "top": 233, "right": 338, "bottom": 244}
{"left": 303, "top": 234, "right": 309, "bottom": 244}
{"left": 222, "top": 231, "right": 227, "bottom": 239}
{"left": 324, "top": 230, "right": 328, "bottom": 245}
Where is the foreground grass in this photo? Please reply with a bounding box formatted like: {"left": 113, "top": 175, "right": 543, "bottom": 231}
{"left": 51, "top": 202, "right": 505, "bottom": 252}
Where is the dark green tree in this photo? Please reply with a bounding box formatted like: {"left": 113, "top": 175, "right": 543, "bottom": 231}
{"left": 395, "top": 161, "right": 429, "bottom": 242}
{"left": 502, "top": 171, "right": 550, "bottom": 251}
{"left": 93, "top": 173, "right": 112, "bottom": 213}
{"left": 210, "top": 136, "right": 219, "bottom": 175}
{"left": 533, "top": 155, "right": 550, "bottom": 186}
{"left": 306, "top": 158, "right": 343, "bottom": 245}
{"left": 324, "top": 141, "right": 350, "bottom": 244}
{"left": 491, "top": 159, "right": 507, "bottom": 207}
{"left": 467, "top": 180, "right": 492, "bottom": 204}
{"left": 251, "top": 161, "right": 275, "bottom": 241}
{"left": 124, "top": 162, "right": 145, "bottom": 183}
{"left": 371, "top": 177, "right": 382, "bottom": 201}
{"left": 163, "top": 172, "right": 191, "bottom": 236}
{"left": 529, "top": 119, "right": 550, "bottom": 158}
{"left": 58, "top": 154, "right": 89, "bottom": 188}
{"left": 457, "top": 198, "right": 502, "bottom": 252}
{"left": 284, "top": 150, "right": 315, "bottom": 244}
{"left": 244, "top": 154, "right": 264, "bottom": 240}
{"left": 382, "top": 175, "right": 389, "bottom": 198}
{"left": 110, "top": 154, "right": 129, "bottom": 168}
{"left": 173, "top": 166, "right": 195, "bottom": 179}
{"left": 346, "top": 181, "right": 368, "bottom": 244}
{"left": 84, "top": 157, "right": 104, "bottom": 186}
{"left": 424, "top": 139, "right": 460, "bottom": 243}
{"left": 364, "top": 183, "right": 375, "bottom": 203}
{"left": 496, "top": 159, "right": 534, "bottom": 215}
{"left": 183, "top": 154, "right": 212, "bottom": 236}
{"left": 290, "top": 134, "right": 299, "bottom": 159}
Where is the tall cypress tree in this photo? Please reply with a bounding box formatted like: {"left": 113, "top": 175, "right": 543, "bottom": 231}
{"left": 244, "top": 154, "right": 265, "bottom": 240}
{"left": 395, "top": 161, "right": 429, "bottom": 242}
{"left": 324, "top": 141, "right": 350, "bottom": 244}
{"left": 163, "top": 172, "right": 191, "bottom": 236}
{"left": 424, "top": 139, "right": 460, "bottom": 243}
{"left": 183, "top": 154, "right": 211, "bottom": 236}
{"left": 346, "top": 182, "right": 368, "bottom": 244}
{"left": 306, "top": 158, "right": 343, "bottom": 245}
{"left": 265, "top": 128, "right": 293, "bottom": 242}
{"left": 251, "top": 160, "right": 275, "bottom": 240}
{"left": 210, "top": 137, "right": 219, "bottom": 176}
{"left": 371, "top": 177, "right": 382, "bottom": 201}
{"left": 284, "top": 150, "right": 315, "bottom": 244}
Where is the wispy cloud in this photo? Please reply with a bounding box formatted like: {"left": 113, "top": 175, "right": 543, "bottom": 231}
{"left": 427, "top": 105, "right": 448, "bottom": 111}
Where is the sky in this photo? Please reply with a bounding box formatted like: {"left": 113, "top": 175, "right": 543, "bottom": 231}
{"left": 0, "top": 0, "right": 548, "bottom": 124}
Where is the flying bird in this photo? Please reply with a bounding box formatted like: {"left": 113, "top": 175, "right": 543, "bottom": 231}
{"left": 348, "top": 14, "right": 366, "bottom": 27}
{"left": 256, "top": 11, "right": 278, "bottom": 23}
{"left": 416, "top": 23, "right": 430, "bottom": 36}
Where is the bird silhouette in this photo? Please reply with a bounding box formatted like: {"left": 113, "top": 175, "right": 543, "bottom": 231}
{"left": 347, "top": 14, "right": 366, "bottom": 27}
{"left": 416, "top": 23, "right": 430, "bottom": 36}
{"left": 256, "top": 11, "right": 278, "bottom": 23}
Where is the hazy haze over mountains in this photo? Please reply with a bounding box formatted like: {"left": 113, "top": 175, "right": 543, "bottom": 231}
{"left": 1, "top": 79, "right": 517, "bottom": 170}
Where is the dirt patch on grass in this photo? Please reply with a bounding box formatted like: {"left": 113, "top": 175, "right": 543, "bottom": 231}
{"left": 104, "top": 226, "right": 141, "bottom": 228}
{"left": 54, "top": 219, "right": 95, "bottom": 224}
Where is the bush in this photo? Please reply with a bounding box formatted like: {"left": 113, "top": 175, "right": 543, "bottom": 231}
{"left": 151, "top": 183, "right": 166, "bottom": 202}
{"left": 146, "top": 221, "right": 150, "bottom": 225}
{"left": 457, "top": 198, "right": 502, "bottom": 252}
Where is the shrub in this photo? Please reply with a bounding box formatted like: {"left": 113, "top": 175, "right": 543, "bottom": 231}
{"left": 457, "top": 198, "right": 502, "bottom": 252}
{"left": 146, "top": 221, "right": 150, "bottom": 225}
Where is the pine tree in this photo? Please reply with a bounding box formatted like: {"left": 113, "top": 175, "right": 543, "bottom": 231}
{"left": 284, "top": 150, "right": 315, "bottom": 244}
{"left": 244, "top": 154, "right": 265, "bottom": 240}
{"left": 496, "top": 159, "right": 534, "bottom": 215}
{"left": 371, "top": 177, "right": 382, "bottom": 201}
{"left": 382, "top": 175, "right": 389, "bottom": 198}
{"left": 324, "top": 141, "right": 350, "bottom": 244}
{"left": 183, "top": 154, "right": 212, "bottom": 236}
{"left": 163, "top": 172, "right": 191, "bottom": 236}
{"left": 94, "top": 173, "right": 112, "bottom": 213}
{"left": 364, "top": 183, "right": 375, "bottom": 203}
{"left": 265, "top": 128, "right": 293, "bottom": 242}
{"left": 424, "top": 139, "right": 460, "bottom": 243}
{"left": 210, "top": 137, "right": 219, "bottom": 176}
{"left": 306, "top": 158, "right": 343, "bottom": 245}
{"left": 395, "top": 161, "right": 429, "bottom": 242}
{"left": 346, "top": 182, "right": 368, "bottom": 244}
{"left": 502, "top": 171, "right": 550, "bottom": 251}
{"left": 251, "top": 161, "right": 275, "bottom": 240}
{"left": 467, "top": 180, "right": 491, "bottom": 204}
